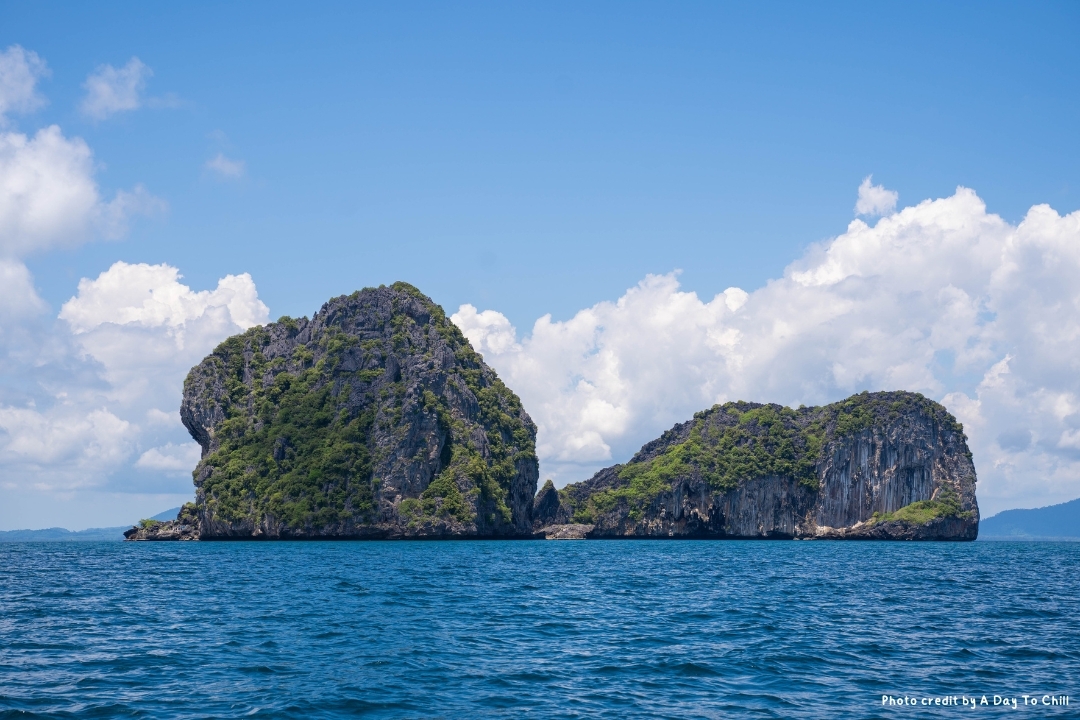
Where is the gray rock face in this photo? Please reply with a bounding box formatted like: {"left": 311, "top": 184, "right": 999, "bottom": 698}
{"left": 124, "top": 523, "right": 199, "bottom": 541}
{"left": 532, "top": 479, "right": 568, "bottom": 527}
{"left": 168, "top": 282, "right": 538, "bottom": 540}
{"left": 535, "top": 524, "right": 593, "bottom": 540}
{"left": 553, "top": 391, "right": 979, "bottom": 541}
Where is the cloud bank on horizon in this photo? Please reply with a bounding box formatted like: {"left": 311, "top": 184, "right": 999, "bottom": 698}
{"left": 454, "top": 181, "right": 1080, "bottom": 516}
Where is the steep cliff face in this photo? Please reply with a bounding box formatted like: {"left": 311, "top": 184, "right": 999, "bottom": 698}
{"left": 543, "top": 391, "right": 978, "bottom": 540}
{"left": 142, "top": 283, "right": 538, "bottom": 540}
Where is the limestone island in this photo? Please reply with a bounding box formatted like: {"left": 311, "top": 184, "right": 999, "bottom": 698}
{"left": 126, "top": 283, "right": 978, "bottom": 542}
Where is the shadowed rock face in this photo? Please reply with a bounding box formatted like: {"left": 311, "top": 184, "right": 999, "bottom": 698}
{"left": 545, "top": 391, "right": 979, "bottom": 541}
{"left": 135, "top": 283, "right": 538, "bottom": 540}
{"left": 532, "top": 479, "right": 566, "bottom": 527}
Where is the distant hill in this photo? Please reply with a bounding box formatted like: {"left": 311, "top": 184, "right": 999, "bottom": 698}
{"left": 979, "top": 497, "right": 1080, "bottom": 540}
{"left": 0, "top": 506, "right": 184, "bottom": 542}
{"left": 0, "top": 526, "right": 128, "bottom": 542}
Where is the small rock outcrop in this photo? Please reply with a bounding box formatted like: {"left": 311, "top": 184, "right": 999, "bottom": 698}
{"left": 135, "top": 282, "right": 539, "bottom": 540}
{"left": 546, "top": 391, "right": 979, "bottom": 541}
{"left": 535, "top": 523, "right": 593, "bottom": 540}
{"left": 532, "top": 479, "right": 567, "bottom": 526}
{"left": 124, "top": 504, "right": 200, "bottom": 541}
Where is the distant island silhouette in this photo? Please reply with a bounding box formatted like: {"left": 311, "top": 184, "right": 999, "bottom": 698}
{"left": 979, "top": 498, "right": 1080, "bottom": 540}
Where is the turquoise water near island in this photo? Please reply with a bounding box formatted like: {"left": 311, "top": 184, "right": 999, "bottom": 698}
{"left": 1, "top": 541, "right": 1077, "bottom": 719}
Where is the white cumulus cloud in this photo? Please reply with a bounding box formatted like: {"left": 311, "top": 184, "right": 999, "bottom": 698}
{"left": 0, "top": 262, "right": 269, "bottom": 494}
{"left": 0, "top": 406, "right": 134, "bottom": 489}
{"left": 60, "top": 261, "right": 267, "bottom": 334}
{"left": 454, "top": 186, "right": 1080, "bottom": 516}
{"left": 136, "top": 442, "right": 202, "bottom": 474}
{"left": 854, "top": 175, "right": 898, "bottom": 216}
{"left": 0, "top": 45, "right": 49, "bottom": 124}
{"left": 0, "top": 258, "right": 46, "bottom": 320}
{"left": 0, "top": 126, "right": 97, "bottom": 255}
{"left": 0, "top": 125, "right": 164, "bottom": 257}
{"left": 58, "top": 261, "right": 269, "bottom": 405}
{"left": 79, "top": 57, "right": 151, "bottom": 120}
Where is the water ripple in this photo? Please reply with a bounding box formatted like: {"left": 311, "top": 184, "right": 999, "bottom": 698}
{"left": 1, "top": 541, "right": 1077, "bottom": 718}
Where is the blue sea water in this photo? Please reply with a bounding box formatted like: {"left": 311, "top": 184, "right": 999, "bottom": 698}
{"left": 1, "top": 541, "right": 1077, "bottom": 719}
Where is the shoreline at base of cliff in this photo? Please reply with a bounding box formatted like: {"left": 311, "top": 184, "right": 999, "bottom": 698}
{"left": 124, "top": 518, "right": 976, "bottom": 541}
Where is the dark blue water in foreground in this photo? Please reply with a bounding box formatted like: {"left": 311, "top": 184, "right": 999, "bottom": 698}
{"left": 2, "top": 541, "right": 1078, "bottom": 719}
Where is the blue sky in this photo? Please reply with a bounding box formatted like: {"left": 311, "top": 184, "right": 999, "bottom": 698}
{"left": 1, "top": 1, "right": 1079, "bottom": 528}
{"left": 7, "top": 1, "right": 1078, "bottom": 327}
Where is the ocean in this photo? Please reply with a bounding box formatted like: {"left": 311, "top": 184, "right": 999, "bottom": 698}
{"left": 1, "top": 540, "right": 1076, "bottom": 718}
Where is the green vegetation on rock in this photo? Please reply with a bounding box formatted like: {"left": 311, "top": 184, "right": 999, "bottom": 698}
{"left": 871, "top": 483, "right": 972, "bottom": 526}
{"left": 177, "top": 503, "right": 199, "bottom": 525}
{"left": 199, "top": 349, "right": 377, "bottom": 528}
{"left": 185, "top": 282, "right": 537, "bottom": 536}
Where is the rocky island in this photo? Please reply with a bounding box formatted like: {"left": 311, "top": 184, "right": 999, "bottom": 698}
{"left": 533, "top": 391, "right": 979, "bottom": 540}
{"left": 128, "top": 283, "right": 978, "bottom": 542}
{"left": 127, "top": 282, "right": 538, "bottom": 540}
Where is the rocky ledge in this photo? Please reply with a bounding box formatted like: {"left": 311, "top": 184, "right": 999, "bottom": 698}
{"left": 124, "top": 505, "right": 200, "bottom": 540}
{"left": 532, "top": 391, "right": 979, "bottom": 541}
{"left": 534, "top": 523, "right": 594, "bottom": 540}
